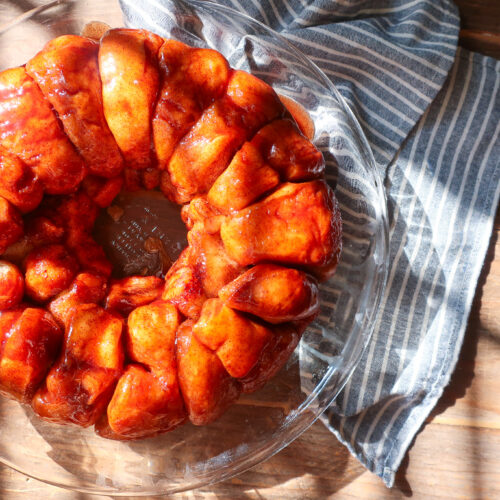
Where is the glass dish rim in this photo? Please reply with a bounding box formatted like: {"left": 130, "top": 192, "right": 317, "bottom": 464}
{"left": 0, "top": 0, "right": 390, "bottom": 494}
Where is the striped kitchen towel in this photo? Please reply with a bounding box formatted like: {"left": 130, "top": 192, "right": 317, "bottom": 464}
{"left": 121, "top": 0, "right": 500, "bottom": 487}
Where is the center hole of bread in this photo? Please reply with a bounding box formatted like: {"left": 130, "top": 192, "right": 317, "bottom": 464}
{"left": 93, "top": 190, "right": 187, "bottom": 279}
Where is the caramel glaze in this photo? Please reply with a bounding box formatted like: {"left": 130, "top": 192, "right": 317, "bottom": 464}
{"left": 279, "top": 94, "right": 315, "bottom": 141}
{"left": 0, "top": 27, "right": 342, "bottom": 440}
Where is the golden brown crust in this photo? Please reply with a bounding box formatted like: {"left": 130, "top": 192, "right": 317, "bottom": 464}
{"left": 0, "top": 261, "right": 24, "bottom": 310}
{"left": 239, "top": 322, "right": 303, "bottom": 394}
{"left": 218, "top": 264, "right": 319, "bottom": 324}
{"left": 99, "top": 29, "right": 163, "bottom": 170}
{"left": 26, "top": 35, "right": 124, "bottom": 178}
{"left": 207, "top": 142, "right": 280, "bottom": 212}
{"left": 166, "top": 97, "right": 248, "bottom": 202}
{"left": 0, "top": 197, "right": 23, "bottom": 254}
{"left": 0, "top": 28, "right": 343, "bottom": 440}
{"left": 105, "top": 276, "right": 164, "bottom": 316}
{"left": 226, "top": 70, "right": 286, "bottom": 132}
{"left": 100, "top": 301, "right": 186, "bottom": 438}
{"left": 176, "top": 320, "right": 241, "bottom": 426}
{"left": 0, "top": 146, "right": 43, "bottom": 213}
{"left": 0, "top": 307, "right": 62, "bottom": 402}
{"left": 23, "top": 244, "right": 79, "bottom": 303}
{"left": 30, "top": 192, "right": 113, "bottom": 278}
{"left": 32, "top": 304, "right": 123, "bottom": 426}
{"left": 153, "top": 40, "right": 230, "bottom": 170}
{"left": 162, "top": 248, "right": 206, "bottom": 319}
{"left": 82, "top": 175, "right": 123, "bottom": 208}
{"left": 0, "top": 67, "right": 86, "bottom": 195}
{"left": 162, "top": 226, "right": 245, "bottom": 321}
{"left": 126, "top": 301, "right": 181, "bottom": 370}
{"left": 220, "top": 181, "right": 342, "bottom": 271}
{"left": 48, "top": 272, "right": 108, "bottom": 330}
{"left": 181, "top": 197, "right": 224, "bottom": 232}
{"left": 251, "top": 119, "right": 324, "bottom": 181}
{"left": 193, "top": 298, "right": 273, "bottom": 378}
{"left": 141, "top": 167, "right": 160, "bottom": 190}
{"left": 187, "top": 226, "right": 245, "bottom": 299}
{"left": 100, "top": 364, "right": 186, "bottom": 439}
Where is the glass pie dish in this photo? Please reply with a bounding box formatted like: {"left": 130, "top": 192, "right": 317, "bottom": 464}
{"left": 0, "top": 0, "right": 388, "bottom": 495}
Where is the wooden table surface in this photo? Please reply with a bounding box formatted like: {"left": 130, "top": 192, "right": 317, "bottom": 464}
{"left": 0, "top": 1, "right": 499, "bottom": 499}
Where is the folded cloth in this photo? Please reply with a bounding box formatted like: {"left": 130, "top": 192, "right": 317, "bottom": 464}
{"left": 327, "top": 47, "right": 500, "bottom": 486}
{"left": 120, "top": 0, "right": 500, "bottom": 487}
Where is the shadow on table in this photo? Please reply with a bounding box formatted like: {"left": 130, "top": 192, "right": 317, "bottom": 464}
{"left": 394, "top": 207, "right": 499, "bottom": 498}
{"left": 198, "top": 424, "right": 366, "bottom": 499}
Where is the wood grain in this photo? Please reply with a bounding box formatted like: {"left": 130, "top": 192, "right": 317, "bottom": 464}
{"left": 459, "top": 31, "right": 500, "bottom": 59}
{"left": 455, "top": 0, "right": 500, "bottom": 33}
{"left": 0, "top": 2, "right": 498, "bottom": 500}
{"left": 456, "top": 0, "right": 500, "bottom": 58}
